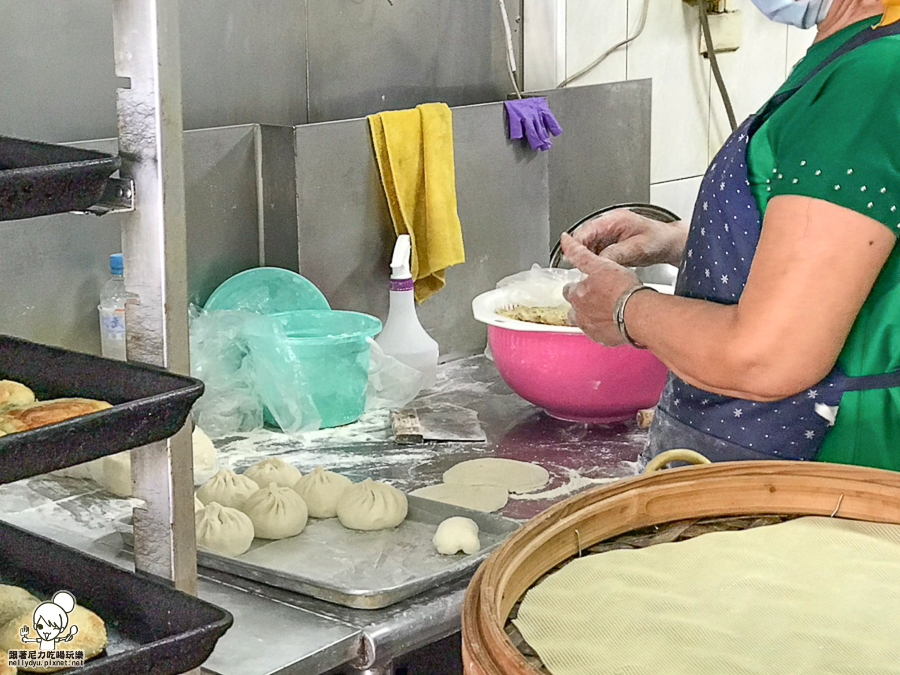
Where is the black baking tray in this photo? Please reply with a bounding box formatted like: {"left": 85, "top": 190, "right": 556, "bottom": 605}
{"left": 0, "top": 520, "right": 232, "bottom": 674}
{"left": 0, "top": 135, "right": 121, "bottom": 221}
{"left": 0, "top": 335, "right": 204, "bottom": 485}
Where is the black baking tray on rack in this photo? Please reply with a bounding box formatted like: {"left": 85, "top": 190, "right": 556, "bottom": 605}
{"left": 0, "top": 135, "right": 121, "bottom": 221}
{"left": 0, "top": 520, "right": 232, "bottom": 674}
{"left": 0, "top": 335, "right": 204, "bottom": 484}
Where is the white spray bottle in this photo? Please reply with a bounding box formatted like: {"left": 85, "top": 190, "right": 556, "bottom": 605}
{"left": 376, "top": 234, "right": 439, "bottom": 390}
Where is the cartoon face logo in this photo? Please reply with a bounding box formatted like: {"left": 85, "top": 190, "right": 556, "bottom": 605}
{"left": 18, "top": 591, "right": 78, "bottom": 651}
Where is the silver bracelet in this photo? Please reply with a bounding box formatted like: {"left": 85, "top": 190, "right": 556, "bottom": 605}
{"left": 613, "top": 284, "right": 657, "bottom": 349}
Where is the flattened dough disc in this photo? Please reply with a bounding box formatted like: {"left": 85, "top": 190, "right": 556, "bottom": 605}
{"left": 410, "top": 483, "right": 509, "bottom": 512}
{"left": 443, "top": 458, "right": 549, "bottom": 494}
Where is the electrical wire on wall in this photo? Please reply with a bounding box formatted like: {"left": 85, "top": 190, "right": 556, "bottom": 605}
{"left": 497, "top": 0, "right": 523, "bottom": 98}
{"left": 699, "top": 0, "right": 738, "bottom": 131}
{"left": 559, "top": 0, "right": 651, "bottom": 88}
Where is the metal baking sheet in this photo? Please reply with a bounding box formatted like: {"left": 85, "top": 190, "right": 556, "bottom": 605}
{"left": 0, "top": 335, "right": 204, "bottom": 484}
{"left": 0, "top": 520, "right": 232, "bottom": 675}
{"left": 118, "top": 496, "right": 519, "bottom": 610}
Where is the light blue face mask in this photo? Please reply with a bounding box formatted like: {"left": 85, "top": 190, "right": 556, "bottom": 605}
{"left": 749, "top": 0, "right": 834, "bottom": 28}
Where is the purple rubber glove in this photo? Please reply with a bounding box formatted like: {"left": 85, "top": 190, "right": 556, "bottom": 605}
{"left": 505, "top": 97, "right": 563, "bottom": 151}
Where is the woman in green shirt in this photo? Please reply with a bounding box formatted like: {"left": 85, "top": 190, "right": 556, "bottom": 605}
{"left": 560, "top": 0, "right": 900, "bottom": 470}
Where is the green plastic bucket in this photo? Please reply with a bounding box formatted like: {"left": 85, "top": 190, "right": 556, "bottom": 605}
{"left": 265, "top": 310, "right": 382, "bottom": 428}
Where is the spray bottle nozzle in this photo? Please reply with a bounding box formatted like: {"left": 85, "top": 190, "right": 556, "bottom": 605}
{"left": 390, "top": 234, "right": 413, "bottom": 280}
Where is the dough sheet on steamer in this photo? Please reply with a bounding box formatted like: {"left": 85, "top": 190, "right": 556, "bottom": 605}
{"left": 513, "top": 517, "right": 900, "bottom": 675}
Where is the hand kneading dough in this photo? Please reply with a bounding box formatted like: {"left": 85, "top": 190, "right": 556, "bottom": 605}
{"left": 293, "top": 466, "right": 352, "bottom": 518}
{"left": 196, "top": 502, "right": 254, "bottom": 556}
{"left": 410, "top": 483, "right": 509, "bottom": 513}
{"left": 337, "top": 479, "right": 408, "bottom": 531}
{"left": 0, "top": 381, "right": 35, "bottom": 409}
{"left": 197, "top": 469, "right": 259, "bottom": 509}
{"left": 0, "top": 398, "right": 112, "bottom": 434}
{"left": 242, "top": 457, "right": 302, "bottom": 489}
{"left": 443, "top": 458, "right": 549, "bottom": 494}
{"left": 240, "top": 482, "right": 308, "bottom": 539}
{"left": 0, "top": 586, "right": 39, "bottom": 627}
{"left": 0, "top": 597, "right": 108, "bottom": 672}
{"left": 433, "top": 517, "right": 481, "bottom": 555}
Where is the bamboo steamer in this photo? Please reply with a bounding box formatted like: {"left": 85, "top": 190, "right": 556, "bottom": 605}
{"left": 462, "top": 460, "right": 900, "bottom": 675}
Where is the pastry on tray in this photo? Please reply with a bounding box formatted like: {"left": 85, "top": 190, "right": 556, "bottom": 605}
{"left": 0, "top": 398, "right": 112, "bottom": 435}
{"left": 0, "top": 381, "right": 35, "bottom": 409}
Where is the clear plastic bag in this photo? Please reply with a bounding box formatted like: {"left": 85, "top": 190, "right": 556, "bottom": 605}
{"left": 189, "top": 307, "right": 321, "bottom": 437}
{"left": 364, "top": 339, "right": 426, "bottom": 411}
{"left": 495, "top": 264, "right": 583, "bottom": 308}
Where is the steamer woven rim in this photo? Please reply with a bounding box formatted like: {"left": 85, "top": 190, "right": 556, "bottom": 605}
{"left": 461, "top": 461, "right": 900, "bottom": 675}
{"left": 471, "top": 283, "right": 674, "bottom": 334}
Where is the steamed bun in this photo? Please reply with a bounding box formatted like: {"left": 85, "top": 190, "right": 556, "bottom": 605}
{"left": 195, "top": 502, "right": 254, "bottom": 557}
{"left": 337, "top": 479, "right": 408, "bottom": 531}
{"left": 242, "top": 458, "right": 302, "bottom": 489}
{"left": 293, "top": 466, "right": 352, "bottom": 518}
{"left": 196, "top": 469, "right": 259, "bottom": 509}
{"left": 241, "top": 483, "right": 308, "bottom": 539}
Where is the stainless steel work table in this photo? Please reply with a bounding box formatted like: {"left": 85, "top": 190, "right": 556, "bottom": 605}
{"left": 0, "top": 356, "right": 649, "bottom": 674}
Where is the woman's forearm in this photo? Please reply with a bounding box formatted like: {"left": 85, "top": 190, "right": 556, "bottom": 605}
{"left": 623, "top": 291, "right": 794, "bottom": 401}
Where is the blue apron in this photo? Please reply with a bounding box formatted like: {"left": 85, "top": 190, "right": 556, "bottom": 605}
{"left": 645, "top": 21, "right": 900, "bottom": 464}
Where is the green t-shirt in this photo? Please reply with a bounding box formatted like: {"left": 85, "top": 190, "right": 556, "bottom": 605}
{"left": 746, "top": 18, "right": 900, "bottom": 470}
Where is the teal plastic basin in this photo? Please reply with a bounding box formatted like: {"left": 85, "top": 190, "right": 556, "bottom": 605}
{"left": 266, "top": 310, "right": 382, "bottom": 428}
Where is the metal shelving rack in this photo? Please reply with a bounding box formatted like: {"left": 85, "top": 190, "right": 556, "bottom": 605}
{"left": 111, "top": 0, "right": 198, "bottom": 600}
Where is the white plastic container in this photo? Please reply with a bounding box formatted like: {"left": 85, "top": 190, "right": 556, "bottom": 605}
{"left": 375, "top": 235, "right": 439, "bottom": 390}
{"left": 98, "top": 253, "right": 127, "bottom": 361}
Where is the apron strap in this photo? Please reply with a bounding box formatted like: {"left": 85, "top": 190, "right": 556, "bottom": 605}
{"left": 831, "top": 368, "right": 900, "bottom": 394}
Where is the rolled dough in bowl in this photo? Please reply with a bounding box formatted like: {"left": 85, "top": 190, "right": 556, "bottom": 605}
{"left": 410, "top": 483, "right": 509, "bottom": 512}
{"left": 443, "top": 458, "right": 549, "bottom": 494}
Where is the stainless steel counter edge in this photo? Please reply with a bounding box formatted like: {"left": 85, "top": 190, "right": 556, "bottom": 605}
{"left": 200, "top": 566, "right": 473, "bottom": 671}
{"left": 198, "top": 577, "right": 363, "bottom": 675}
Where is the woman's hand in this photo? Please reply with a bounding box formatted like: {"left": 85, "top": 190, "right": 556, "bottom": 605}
{"left": 570, "top": 208, "right": 688, "bottom": 268}
{"left": 561, "top": 234, "right": 641, "bottom": 346}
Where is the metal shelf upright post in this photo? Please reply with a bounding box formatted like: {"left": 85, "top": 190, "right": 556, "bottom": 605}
{"left": 112, "top": 0, "right": 198, "bottom": 599}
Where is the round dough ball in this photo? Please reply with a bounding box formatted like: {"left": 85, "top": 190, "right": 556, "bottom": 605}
{"left": 433, "top": 516, "right": 481, "bottom": 555}
{"left": 410, "top": 483, "right": 509, "bottom": 513}
{"left": 443, "top": 458, "right": 549, "bottom": 494}
{"left": 337, "top": 479, "right": 408, "bottom": 531}
{"left": 242, "top": 458, "right": 302, "bottom": 489}
{"left": 241, "top": 483, "right": 308, "bottom": 540}
{"left": 0, "top": 381, "right": 35, "bottom": 409}
{"left": 0, "top": 601, "right": 107, "bottom": 672}
{"left": 192, "top": 426, "right": 219, "bottom": 485}
{"left": 194, "top": 495, "right": 206, "bottom": 513}
{"left": 197, "top": 469, "right": 259, "bottom": 509}
{"left": 0, "top": 585, "right": 38, "bottom": 628}
{"left": 293, "top": 466, "right": 352, "bottom": 518}
{"left": 196, "top": 502, "right": 255, "bottom": 557}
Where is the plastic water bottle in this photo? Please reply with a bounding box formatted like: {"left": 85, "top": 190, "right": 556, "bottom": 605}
{"left": 98, "top": 253, "right": 127, "bottom": 361}
{"left": 375, "top": 235, "right": 440, "bottom": 390}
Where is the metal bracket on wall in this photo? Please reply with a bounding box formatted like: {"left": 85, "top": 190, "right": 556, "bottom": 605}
{"left": 75, "top": 177, "right": 135, "bottom": 215}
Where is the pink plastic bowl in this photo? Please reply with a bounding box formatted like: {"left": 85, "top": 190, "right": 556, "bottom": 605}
{"left": 488, "top": 324, "right": 668, "bottom": 423}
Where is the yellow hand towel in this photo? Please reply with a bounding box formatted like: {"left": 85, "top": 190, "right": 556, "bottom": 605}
{"left": 368, "top": 103, "right": 465, "bottom": 303}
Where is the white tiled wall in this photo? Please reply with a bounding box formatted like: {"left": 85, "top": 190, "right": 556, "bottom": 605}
{"left": 549, "top": 0, "right": 817, "bottom": 222}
